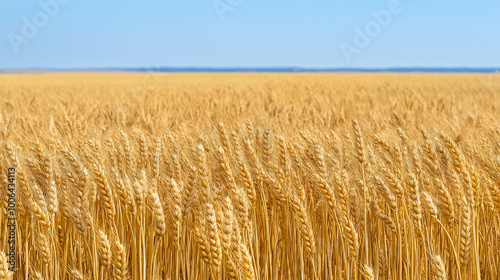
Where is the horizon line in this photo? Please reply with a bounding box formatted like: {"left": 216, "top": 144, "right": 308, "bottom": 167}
{"left": 1, "top": 66, "right": 500, "bottom": 74}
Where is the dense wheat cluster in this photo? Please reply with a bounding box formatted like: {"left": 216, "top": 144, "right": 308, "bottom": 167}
{"left": 0, "top": 73, "right": 499, "bottom": 279}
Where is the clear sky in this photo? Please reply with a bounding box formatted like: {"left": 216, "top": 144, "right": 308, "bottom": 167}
{"left": 1, "top": 0, "right": 499, "bottom": 69}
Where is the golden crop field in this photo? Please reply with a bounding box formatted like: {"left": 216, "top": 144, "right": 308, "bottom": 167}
{"left": 0, "top": 73, "right": 499, "bottom": 280}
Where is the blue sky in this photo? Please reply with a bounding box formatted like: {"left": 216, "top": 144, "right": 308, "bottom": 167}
{"left": 1, "top": 0, "right": 499, "bottom": 69}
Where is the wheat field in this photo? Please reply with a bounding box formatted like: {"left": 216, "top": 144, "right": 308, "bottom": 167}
{"left": 0, "top": 73, "right": 499, "bottom": 279}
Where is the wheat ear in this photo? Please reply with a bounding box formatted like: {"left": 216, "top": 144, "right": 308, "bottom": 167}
{"left": 0, "top": 251, "right": 13, "bottom": 280}
{"left": 221, "top": 197, "right": 239, "bottom": 280}
{"left": 96, "top": 229, "right": 112, "bottom": 268}
{"left": 205, "top": 202, "right": 222, "bottom": 275}
{"left": 112, "top": 238, "right": 129, "bottom": 280}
